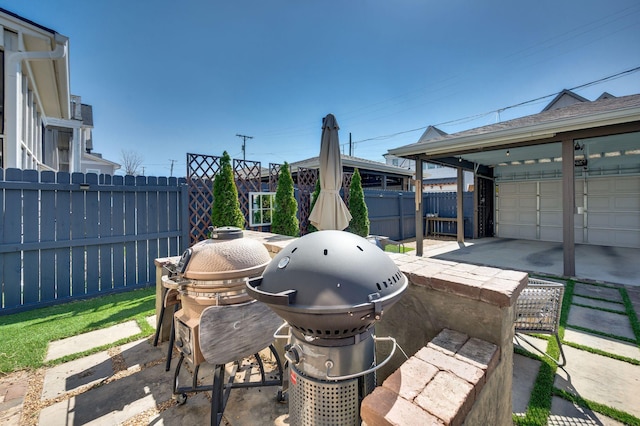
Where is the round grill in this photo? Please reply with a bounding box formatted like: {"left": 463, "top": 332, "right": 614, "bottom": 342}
{"left": 246, "top": 230, "right": 407, "bottom": 338}
{"left": 178, "top": 227, "right": 271, "bottom": 280}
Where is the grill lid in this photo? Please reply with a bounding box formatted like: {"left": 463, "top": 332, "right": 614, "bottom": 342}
{"left": 178, "top": 227, "right": 271, "bottom": 280}
{"left": 246, "top": 230, "right": 407, "bottom": 338}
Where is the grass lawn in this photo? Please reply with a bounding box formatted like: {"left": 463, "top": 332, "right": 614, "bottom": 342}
{"left": 384, "top": 244, "right": 414, "bottom": 254}
{"left": 0, "top": 287, "right": 156, "bottom": 374}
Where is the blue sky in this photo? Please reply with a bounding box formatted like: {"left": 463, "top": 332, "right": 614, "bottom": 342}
{"left": 3, "top": 0, "right": 640, "bottom": 177}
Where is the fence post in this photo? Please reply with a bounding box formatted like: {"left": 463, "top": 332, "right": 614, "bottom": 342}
{"left": 398, "top": 193, "right": 405, "bottom": 241}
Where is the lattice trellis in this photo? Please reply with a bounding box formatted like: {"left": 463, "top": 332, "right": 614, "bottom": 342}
{"left": 186, "top": 153, "right": 221, "bottom": 245}
{"left": 234, "top": 159, "right": 262, "bottom": 231}
{"left": 297, "top": 167, "right": 318, "bottom": 235}
{"left": 269, "top": 163, "right": 282, "bottom": 192}
{"left": 342, "top": 172, "right": 353, "bottom": 208}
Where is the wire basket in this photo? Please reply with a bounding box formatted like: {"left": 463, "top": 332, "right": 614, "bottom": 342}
{"left": 515, "top": 278, "right": 564, "bottom": 333}
{"left": 514, "top": 277, "right": 566, "bottom": 366}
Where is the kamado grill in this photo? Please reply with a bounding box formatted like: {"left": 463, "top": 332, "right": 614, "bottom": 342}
{"left": 247, "top": 230, "right": 408, "bottom": 426}
{"left": 162, "top": 227, "right": 284, "bottom": 425}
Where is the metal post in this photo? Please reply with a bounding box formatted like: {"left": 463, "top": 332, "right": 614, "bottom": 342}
{"left": 562, "top": 139, "right": 576, "bottom": 277}
{"left": 457, "top": 167, "right": 464, "bottom": 243}
{"left": 415, "top": 158, "right": 424, "bottom": 256}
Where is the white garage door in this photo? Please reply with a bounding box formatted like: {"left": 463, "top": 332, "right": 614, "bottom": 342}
{"left": 496, "top": 176, "right": 640, "bottom": 248}
{"left": 578, "top": 176, "right": 640, "bottom": 248}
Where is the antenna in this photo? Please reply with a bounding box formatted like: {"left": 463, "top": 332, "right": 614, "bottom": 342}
{"left": 236, "top": 134, "right": 254, "bottom": 161}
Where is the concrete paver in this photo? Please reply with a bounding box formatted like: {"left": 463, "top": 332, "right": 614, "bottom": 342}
{"left": 41, "top": 351, "right": 113, "bottom": 400}
{"left": 554, "top": 345, "right": 640, "bottom": 418}
{"left": 572, "top": 295, "right": 626, "bottom": 313}
{"left": 119, "top": 338, "right": 165, "bottom": 369}
{"left": 512, "top": 354, "right": 541, "bottom": 415}
{"left": 573, "top": 283, "right": 623, "bottom": 302}
{"left": 567, "top": 305, "right": 635, "bottom": 340}
{"left": 564, "top": 329, "right": 640, "bottom": 361}
{"left": 45, "top": 320, "right": 141, "bottom": 362}
{"left": 38, "top": 355, "right": 185, "bottom": 426}
{"left": 548, "top": 396, "right": 625, "bottom": 426}
{"left": 148, "top": 392, "right": 212, "bottom": 425}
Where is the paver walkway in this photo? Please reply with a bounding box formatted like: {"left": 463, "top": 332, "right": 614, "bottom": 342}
{"left": 514, "top": 281, "right": 640, "bottom": 425}
{"left": 2, "top": 281, "right": 639, "bottom": 425}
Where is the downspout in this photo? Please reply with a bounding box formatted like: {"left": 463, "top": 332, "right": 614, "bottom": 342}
{"left": 4, "top": 38, "right": 67, "bottom": 169}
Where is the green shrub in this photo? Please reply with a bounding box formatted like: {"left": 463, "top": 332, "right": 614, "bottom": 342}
{"left": 211, "top": 151, "right": 245, "bottom": 229}
{"left": 348, "top": 168, "right": 370, "bottom": 237}
{"left": 271, "top": 162, "right": 299, "bottom": 236}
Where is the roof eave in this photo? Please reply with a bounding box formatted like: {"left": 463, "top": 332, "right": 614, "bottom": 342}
{"left": 388, "top": 105, "right": 640, "bottom": 158}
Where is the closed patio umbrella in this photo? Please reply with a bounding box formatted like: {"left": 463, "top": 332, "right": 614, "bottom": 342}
{"left": 309, "top": 114, "right": 352, "bottom": 230}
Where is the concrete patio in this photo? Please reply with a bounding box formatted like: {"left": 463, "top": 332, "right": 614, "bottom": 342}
{"left": 1, "top": 236, "right": 639, "bottom": 425}
{"left": 1, "top": 280, "right": 638, "bottom": 425}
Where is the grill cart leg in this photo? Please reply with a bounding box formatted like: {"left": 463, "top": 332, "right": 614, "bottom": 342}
{"left": 152, "top": 286, "right": 169, "bottom": 346}
{"left": 165, "top": 303, "right": 179, "bottom": 371}
{"left": 172, "top": 353, "right": 188, "bottom": 405}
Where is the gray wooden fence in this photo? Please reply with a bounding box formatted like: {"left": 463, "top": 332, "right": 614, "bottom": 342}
{"left": 1, "top": 167, "right": 472, "bottom": 314}
{"left": 0, "top": 168, "right": 188, "bottom": 314}
{"left": 364, "top": 190, "right": 474, "bottom": 241}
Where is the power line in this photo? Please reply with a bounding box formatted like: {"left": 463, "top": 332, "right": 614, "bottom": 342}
{"left": 352, "top": 66, "right": 640, "bottom": 145}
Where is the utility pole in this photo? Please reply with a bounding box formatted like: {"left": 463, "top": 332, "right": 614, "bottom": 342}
{"left": 349, "top": 132, "right": 353, "bottom": 156}
{"left": 236, "top": 134, "right": 253, "bottom": 161}
{"left": 169, "top": 159, "right": 176, "bottom": 177}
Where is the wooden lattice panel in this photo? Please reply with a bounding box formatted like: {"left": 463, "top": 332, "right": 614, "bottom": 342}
{"left": 269, "top": 163, "right": 282, "bottom": 192}
{"left": 297, "top": 167, "right": 318, "bottom": 235}
{"left": 186, "top": 153, "right": 221, "bottom": 245}
{"left": 342, "top": 172, "right": 353, "bottom": 208}
{"left": 234, "top": 159, "right": 262, "bottom": 230}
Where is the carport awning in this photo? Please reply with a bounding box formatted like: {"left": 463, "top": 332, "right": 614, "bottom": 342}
{"left": 387, "top": 94, "right": 640, "bottom": 162}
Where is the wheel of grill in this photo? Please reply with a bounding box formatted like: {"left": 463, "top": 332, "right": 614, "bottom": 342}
{"left": 175, "top": 393, "right": 187, "bottom": 405}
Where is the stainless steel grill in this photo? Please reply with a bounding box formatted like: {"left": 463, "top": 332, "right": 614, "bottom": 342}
{"left": 247, "top": 230, "right": 407, "bottom": 425}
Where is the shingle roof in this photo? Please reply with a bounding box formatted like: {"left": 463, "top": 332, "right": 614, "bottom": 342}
{"left": 389, "top": 93, "right": 640, "bottom": 156}
{"left": 290, "top": 154, "right": 414, "bottom": 176}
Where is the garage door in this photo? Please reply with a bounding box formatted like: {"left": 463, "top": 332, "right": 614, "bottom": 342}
{"left": 578, "top": 176, "right": 640, "bottom": 248}
{"left": 496, "top": 176, "right": 639, "bottom": 248}
{"left": 496, "top": 181, "right": 562, "bottom": 241}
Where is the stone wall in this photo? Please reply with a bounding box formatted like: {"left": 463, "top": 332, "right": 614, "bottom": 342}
{"left": 370, "top": 253, "right": 527, "bottom": 425}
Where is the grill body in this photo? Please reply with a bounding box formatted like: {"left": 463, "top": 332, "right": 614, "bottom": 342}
{"left": 287, "top": 329, "right": 376, "bottom": 426}
{"left": 168, "top": 227, "right": 272, "bottom": 366}
{"left": 246, "top": 231, "right": 408, "bottom": 426}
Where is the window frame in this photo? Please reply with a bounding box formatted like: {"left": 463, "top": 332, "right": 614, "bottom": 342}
{"left": 249, "top": 191, "right": 276, "bottom": 227}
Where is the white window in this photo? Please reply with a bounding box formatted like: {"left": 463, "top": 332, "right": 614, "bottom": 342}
{"left": 249, "top": 192, "right": 276, "bottom": 227}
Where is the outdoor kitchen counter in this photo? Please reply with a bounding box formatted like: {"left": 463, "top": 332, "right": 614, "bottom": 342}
{"left": 375, "top": 252, "right": 528, "bottom": 426}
